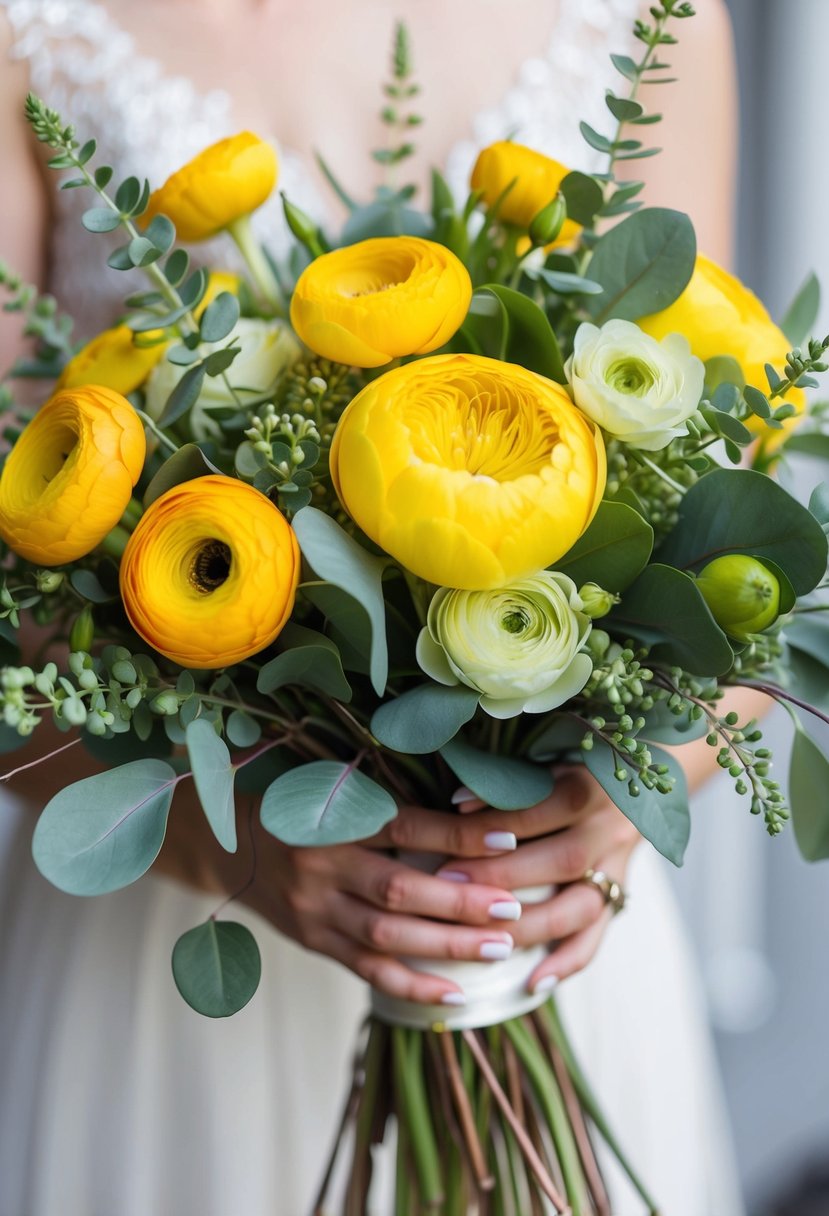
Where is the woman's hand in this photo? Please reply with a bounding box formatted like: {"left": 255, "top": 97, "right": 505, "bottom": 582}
{"left": 425, "top": 767, "right": 641, "bottom": 992}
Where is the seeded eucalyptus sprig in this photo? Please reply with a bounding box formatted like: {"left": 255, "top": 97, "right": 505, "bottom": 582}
{"left": 0, "top": 262, "right": 75, "bottom": 377}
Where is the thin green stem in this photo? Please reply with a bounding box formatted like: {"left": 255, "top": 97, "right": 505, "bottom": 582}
{"left": 227, "top": 215, "right": 284, "bottom": 314}
{"left": 135, "top": 408, "right": 179, "bottom": 455}
{"left": 631, "top": 450, "right": 686, "bottom": 495}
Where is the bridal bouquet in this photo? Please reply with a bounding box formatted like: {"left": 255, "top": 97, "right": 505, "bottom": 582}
{"left": 4, "top": 2, "right": 829, "bottom": 1211}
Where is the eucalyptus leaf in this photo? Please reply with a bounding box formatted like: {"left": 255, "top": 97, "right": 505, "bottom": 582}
{"left": 556, "top": 500, "right": 653, "bottom": 592}
{"left": 225, "top": 709, "right": 262, "bottom": 749}
{"left": 157, "top": 363, "right": 206, "bottom": 428}
{"left": 82, "top": 207, "right": 122, "bottom": 234}
{"left": 143, "top": 443, "right": 222, "bottom": 507}
{"left": 256, "top": 624, "right": 352, "bottom": 701}
{"left": 789, "top": 727, "right": 829, "bottom": 861}
{"left": 780, "top": 272, "right": 820, "bottom": 346}
{"left": 185, "top": 719, "right": 237, "bottom": 853}
{"left": 584, "top": 742, "right": 690, "bottom": 865}
{"left": 586, "top": 207, "right": 696, "bottom": 322}
{"left": 200, "top": 292, "right": 241, "bottom": 343}
{"left": 292, "top": 507, "right": 389, "bottom": 695}
{"left": 809, "top": 482, "right": 829, "bottom": 529}
{"left": 32, "top": 760, "right": 177, "bottom": 895}
{"left": 260, "top": 761, "right": 397, "bottom": 846}
{"left": 439, "top": 738, "right": 554, "bottom": 811}
{"left": 464, "top": 285, "right": 566, "bottom": 383}
{"left": 172, "top": 920, "right": 261, "bottom": 1017}
{"left": 526, "top": 715, "right": 589, "bottom": 761}
{"left": 657, "top": 469, "right": 828, "bottom": 595}
{"left": 611, "top": 564, "right": 734, "bottom": 676}
{"left": 70, "top": 568, "right": 115, "bottom": 604}
{"left": 530, "top": 268, "right": 603, "bottom": 296}
{"left": 559, "top": 171, "right": 604, "bottom": 227}
{"left": 371, "top": 684, "right": 480, "bottom": 754}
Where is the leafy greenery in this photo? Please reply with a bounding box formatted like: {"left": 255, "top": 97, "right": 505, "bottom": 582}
{"left": 172, "top": 920, "right": 261, "bottom": 1017}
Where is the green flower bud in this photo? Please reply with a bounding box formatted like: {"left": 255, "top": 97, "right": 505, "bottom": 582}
{"left": 528, "top": 194, "right": 567, "bottom": 247}
{"left": 150, "top": 691, "right": 181, "bottom": 716}
{"left": 281, "top": 192, "right": 326, "bottom": 258}
{"left": 696, "top": 554, "right": 780, "bottom": 641}
{"left": 35, "top": 569, "right": 65, "bottom": 594}
{"left": 69, "top": 605, "right": 95, "bottom": 654}
{"left": 577, "top": 582, "right": 619, "bottom": 619}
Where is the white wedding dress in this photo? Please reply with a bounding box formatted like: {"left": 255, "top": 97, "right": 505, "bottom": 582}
{"left": 0, "top": 2, "right": 745, "bottom": 1213}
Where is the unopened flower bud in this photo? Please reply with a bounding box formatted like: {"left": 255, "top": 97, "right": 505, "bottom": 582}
{"left": 528, "top": 194, "right": 567, "bottom": 247}
{"left": 696, "top": 554, "right": 780, "bottom": 641}
{"left": 69, "top": 605, "right": 95, "bottom": 654}
{"left": 578, "top": 582, "right": 619, "bottom": 619}
{"left": 281, "top": 192, "right": 325, "bottom": 258}
{"left": 35, "top": 569, "right": 65, "bottom": 594}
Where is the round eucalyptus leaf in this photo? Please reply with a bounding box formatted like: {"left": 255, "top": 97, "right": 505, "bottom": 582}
{"left": 225, "top": 709, "right": 262, "bottom": 749}
{"left": 584, "top": 743, "right": 690, "bottom": 867}
{"left": 557, "top": 500, "right": 653, "bottom": 592}
{"left": 172, "top": 920, "right": 261, "bottom": 1017}
{"left": 32, "top": 760, "right": 177, "bottom": 895}
{"left": 371, "top": 684, "right": 481, "bottom": 754}
{"left": 261, "top": 761, "right": 397, "bottom": 846}
{"left": 440, "top": 739, "right": 554, "bottom": 811}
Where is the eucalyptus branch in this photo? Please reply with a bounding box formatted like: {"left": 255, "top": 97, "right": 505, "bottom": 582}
{"left": 0, "top": 262, "right": 75, "bottom": 365}
{"left": 24, "top": 94, "right": 200, "bottom": 337}
{"left": 374, "top": 22, "right": 422, "bottom": 188}
{"left": 768, "top": 334, "right": 829, "bottom": 400}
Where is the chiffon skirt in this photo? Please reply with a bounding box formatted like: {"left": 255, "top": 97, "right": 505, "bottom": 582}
{"left": 0, "top": 800, "right": 744, "bottom": 1216}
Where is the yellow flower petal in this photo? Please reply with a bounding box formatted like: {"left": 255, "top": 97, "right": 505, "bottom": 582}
{"left": 119, "top": 476, "right": 299, "bottom": 669}
{"left": 470, "top": 141, "right": 580, "bottom": 243}
{"left": 329, "top": 353, "right": 606, "bottom": 590}
{"left": 0, "top": 386, "right": 146, "bottom": 565}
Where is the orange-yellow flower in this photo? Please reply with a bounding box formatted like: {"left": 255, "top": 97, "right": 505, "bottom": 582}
{"left": 0, "top": 386, "right": 146, "bottom": 565}
{"left": 329, "top": 353, "right": 606, "bottom": 590}
{"left": 143, "top": 132, "right": 278, "bottom": 243}
{"left": 638, "top": 254, "right": 804, "bottom": 451}
{"left": 57, "top": 324, "right": 167, "bottom": 395}
{"left": 290, "top": 236, "right": 472, "bottom": 368}
{"left": 470, "top": 141, "right": 580, "bottom": 244}
{"left": 119, "top": 476, "right": 299, "bottom": 668}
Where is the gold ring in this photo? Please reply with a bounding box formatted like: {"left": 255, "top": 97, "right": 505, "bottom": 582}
{"left": 579, "top": 868, "right": 626, "bottom": 916}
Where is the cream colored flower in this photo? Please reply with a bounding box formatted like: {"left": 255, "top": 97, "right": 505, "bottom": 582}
{"left": 416, "top": 571, "right": 592, "bottom": 719}
{"left": 567, "top": 319, "right": 704, "bottom": 451}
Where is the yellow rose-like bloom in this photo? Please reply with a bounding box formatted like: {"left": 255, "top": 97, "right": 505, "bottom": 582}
{"left": 638, "top": 254, "right": 804, "bottom": 450}
{"left": 470, "top": 141, "right": 580, "bottom": 245}
{"left": 143, "top": 132, "right": 277, "bottom": 243}
{"left": 289, "top": 236, "right": 472, "bottom": 368}
{"left": 119, "top": 476, "right": 299, "bottom": 668}
{"left": 330, "top": 353, "right": 606, "bottom": 590}
{"left": 57, "top": 325, "right": 167, "bottom": 396}
{"left": 0, "top": 386, "right": 146, "bottom": 566}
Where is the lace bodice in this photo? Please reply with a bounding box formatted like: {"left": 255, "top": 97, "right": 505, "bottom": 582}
{"left": 3, "top": 0, "right": 639, "bottom": 336}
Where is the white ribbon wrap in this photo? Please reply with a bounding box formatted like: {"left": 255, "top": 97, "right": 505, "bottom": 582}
{"left": 371, "top": 876, "right": 554, "bottom": 1031}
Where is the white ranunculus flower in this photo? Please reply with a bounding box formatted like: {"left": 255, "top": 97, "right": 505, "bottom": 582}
{"left": 415, "top": 571, "right": 593, "bottom": 720}
{"left": 566, "top": 318, "right": 704, "bottom": 451}
{"left": 144, "top": 318, "right": 301, "bottom": 439}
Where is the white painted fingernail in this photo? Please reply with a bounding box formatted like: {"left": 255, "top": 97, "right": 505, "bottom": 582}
{"left": 484, "top": 831, "right": 517, "bottom": 852}
{"left": 441, "top": 991, "right": 467, "bottom": 1006}
{"left": 489, "top": 900, "right": 522, "bottom": 921}
{"left": 480, "top": 939, "right": 514, "bottom": 961}
{"left": 533, "top": 974, "right": 559, "bottom": 995}
{"left": 437, "top": 869, "right": 471, "bottom": 883}
{"left": 451, "top": 785, "right": 476, "bottom": 805}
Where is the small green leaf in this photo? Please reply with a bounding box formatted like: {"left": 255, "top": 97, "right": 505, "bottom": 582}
{"left": 292, "top": 507, "right": 389, "bottom": 696}
{"left": 128, "top": 236, "right": 160, "bottom": 267}
{"left": 605, "top": 93, "right": 644, "bottom": 121}
{"left": 611, "top": 52, "right": 638, "bottom": 80}
{"left": 809, "top": 482, "right": 829, "bottom": 528}
{"left": 225, "top": 709, "right": 262, "bottom": 749}
{"left": 559, "top": 171, "right": 604, "bottom": 227}
{"left": 780, "top": 272, "right": 820, "bottom": 346}
{"left": 557, "top": 500, "right": 653, "bottom": 592}
{"left": 114, "top": 175, "right": 141, "bottom": 213}
{"left": 185, "top": 719, "right": 237, "bottom": 852}
{"left": 165, "top": 248, "right": 189, "bottom": 285}
{"left": 82, "top": 207, "right": 122, "bottom": 234}
{"left": 70, "top": 568, "right": 115, "bottom": 603}
{"left": 261, "top": 761, "right": 397, "bottom": 846}
{"left": 789, "top": 727, "right": 829, "bottom": 861}
{"left": 743, "top": 385, "right": 771, "bottom": 418}
{"left": 143, "top": 443, "right": 222, "bottom": 507}
{"left": 172, "top": 920, "right": 261, "bottom": 1017}
{"left": 200, "top": 291, "right": 240, "bottom": 343}
{"left": 144, "top": 214, "right": 176, "bottom": 254}
{"left": 440, "top": 738, "right": 554, "bottom": 810}
{"left": 579, "top": 122, "right": 614, "bottom": 154}
{"left": 257, "top": 624, "right": 352, "bottom": 701}
{"left": 371, "top": 684, "right": 480, "bottom": 754}
{"left": 531, "top": 268, "right": 603, "bottom": 296}
{"left": 94, "top": 165, "right": 113, "bottom": 188}
{"left": 32, "top": 760, "right": 177, "bottom": 895}
{"left": 157, "top": 363, "right": 206, "bottom": 427}
{"left": 584, "top": 743, "right": 690, "bottom": 865}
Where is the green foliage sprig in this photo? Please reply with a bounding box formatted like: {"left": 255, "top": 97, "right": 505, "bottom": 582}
{"left": 375, "top": 22, "right": 422, "bottom": 178}
{"left": 0, "top": 262, "right": 74, "bottom": 379}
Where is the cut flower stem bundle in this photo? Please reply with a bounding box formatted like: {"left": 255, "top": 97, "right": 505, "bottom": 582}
{"left": 314, "top": 1003, "right": 658, "bottom": 1216}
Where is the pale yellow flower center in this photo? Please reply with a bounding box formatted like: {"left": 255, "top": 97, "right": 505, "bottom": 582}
{"left": 404, "top": 377, "right": 560, "bottom": 481}
{"left": 605, "top": 356, "right": 656, "bottom": 396}
{"left": 337, "top": 252, "right": 417, "bottom": 299}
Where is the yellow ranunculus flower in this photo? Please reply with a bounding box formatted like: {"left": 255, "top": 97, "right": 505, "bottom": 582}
{"left": 0, "top": 386, "right": 146, "bottom": 566}
{"left": 119, "top": 476, "right": 299, "bottom": 668}
{"left": 637, "top": 254, "right": 804, "bottom": 450}
{"left": 470, "top": 141, "right": 580, "bottom": 244}
{"left": 289, "top": 236, "right": 472, "bottom": 368}
{"left": 329, "top": 353, "right": 606, "bottom": 590}
{"left": 143, "top": 132, "right": 278, "bottom": 243}
{"left": 57, "top": 325, "right": 167, "bottom": 395}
